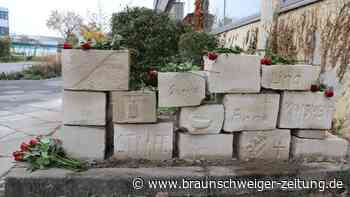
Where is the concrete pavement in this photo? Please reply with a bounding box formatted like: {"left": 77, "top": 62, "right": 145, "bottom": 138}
{"left": 0, "top": 78, "right": 62, "bottom": 180}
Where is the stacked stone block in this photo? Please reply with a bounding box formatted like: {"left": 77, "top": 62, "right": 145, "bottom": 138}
{"left": 59, "top": 49, "right": 348, "bottom": 163}
{"left": 158, "top": 54, "right": 348, "bottom": 162}
{"left": 59, "top": 49, "right": 130, "bottom": 159}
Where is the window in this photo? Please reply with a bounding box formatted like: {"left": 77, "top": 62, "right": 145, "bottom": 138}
{"left": 184, "top": 0, "right": 261, "bottom": 28}
{"left": 211, "top": 0, "right": 261, "bottom": 27}
{"left": 0, "top": 27, "right": 9, "bottom": 35}
{"left": 0, "top": 11, "right": 8, "bottom": 20}
{"left": 280, "top": 0, "right": 305, "bottom": 7}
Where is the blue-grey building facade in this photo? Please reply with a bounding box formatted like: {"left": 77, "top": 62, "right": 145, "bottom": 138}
{"left": 0, "top": 7, "right": 9, "bottom": 36}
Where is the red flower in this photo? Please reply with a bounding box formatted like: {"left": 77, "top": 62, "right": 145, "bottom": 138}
{"left": 12, "top": 151, "right": 23, "bottom": 161}
{"left": 29, "top": 139, "right": 39, "bottom": 146}
{"left": 261, "top": 57, "right": 272, "bottom": 65}
{"left": 20, "top": 142, "right": 29, "bottom": 152}
{"left": 14, "top": 155, "right": 23, "bottom": 161}
{"left": 148, "top": 69, "right": 158, "bottom": 79}
{"left": 81, "top": 42, "right": 91, "bottom": 50}
{"left": 207, "top": 52, "right": 218, "bottom": 61}
{"left": 12, "top": 151, "right": 22, "bottom": 157}
{"left": 63, "top": 42, "right": 73, "bottom": 49}
{"left": 325, "top": 88, "right": 334, "bottom": 98}
{"left": 310, "top": 84, "right": 320, "bottom": 92}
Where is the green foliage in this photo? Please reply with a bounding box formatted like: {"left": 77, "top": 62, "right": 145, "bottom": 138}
{"left": 158, "top": 62, "right": 201, "bottom": 72}
{"left": 265, "top": 49, "right": 298, "bottom": 65}
{"left": 111, "top": 7, "right": 189, "bottom": 89}
{"left": 0, "top": 37, "right": 11, "bottom": 62}
{"left": 214, "top": 45, "right": 243, "bottom": 54}
{"left": 0, "top": 63, "right": 61, "bottom": 80}
{"left": 178, "top": 31, "right": 218, "bottom": 64}
{"left": 16, "top": 137, "right": 86, "bottom": 172}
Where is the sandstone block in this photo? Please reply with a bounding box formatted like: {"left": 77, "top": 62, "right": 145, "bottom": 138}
{"left": 223, "top": 93, "right": 280, "bottom": 132}
{"left": 178, "top": 133, "right": 233, "bottom": 159}
{"left": 291, "top": 134, "right": 348, "bottom": 160}
{"left": 63, "top": 91, "right": 106, "bottom": 126}
{"left": 158, "top": 72, "right": 206, "bottom": 107}
{"left": 54, "top": 126, "right": 105, "bottom": 159}
{"left": 62, "top": 49, "right": 129, "bottom": 91}
{"left": 293, "top": 130, "right": 327, "bottom": 139}
{"left": 179, "top": 104, "right": 224, "bottom": 134}
{"left": 278, "top": 92, "right": 335, "bottom": 129}
{"left": 114, "top": 122, "right": 173, "bottom": 160}
{"left": 238, "top": 129, "right": 291, "bottom": 161}
{"left": 261, "top": 65, "right": 321, "bottom": 90}
{"left": 111, "top": 91, "right": 156, "bottom": 123}
{"left": 204, "top": 54, "right": 260, "bottom": 93}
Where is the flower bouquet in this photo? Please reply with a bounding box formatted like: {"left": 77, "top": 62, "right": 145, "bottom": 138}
{"left": 13, "top": 137, "right": 87, "bottom": 172}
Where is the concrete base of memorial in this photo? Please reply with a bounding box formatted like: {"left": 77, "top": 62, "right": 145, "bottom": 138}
{"left": 5, "top": 161, "right": 349, "bottom": 197}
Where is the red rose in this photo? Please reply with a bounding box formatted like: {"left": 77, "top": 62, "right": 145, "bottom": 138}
{"left": 29, "top": 139, "right": 39, "bottom": 146}
{"left": 13, "top": 151, "right": 23, "bottom": 161}
{"left": 63, "top": 42, "right": 72, "bottom": 49}
{"left": 20, "top": 142, "right": 29, "bottom": 152}
{"left": 148, "top": 69, "right": 158, "bottom": 79}
{"left": 14, "top": 155, "right": 23, "bottom": 161}
{"left": 261, "top": 57, "right": 272, "bottom": 65}
{"left": 208, "top": 52, "right": 218, "bottom": 61}
{"left": 81, "top": 42, "right": 91, "bottom": 50}
{"left": 325, "top": 88, "right": 334, "bottom": 98}
{"left": 12, "top": 151, "right": 22, "bottom": 157}
{"left": 310, "top": 84, "right": 320, "bottom": 92}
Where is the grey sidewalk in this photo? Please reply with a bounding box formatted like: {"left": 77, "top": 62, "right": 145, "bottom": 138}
{"left": 0, "top": 78, "right": 62, "bottom": 179}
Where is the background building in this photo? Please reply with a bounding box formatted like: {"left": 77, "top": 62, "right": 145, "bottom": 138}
{"left": 11, "top": 35, "right": 63, "bottom": 56}
{"left": 0, "top": 7, "right": 9, "bottom": 36}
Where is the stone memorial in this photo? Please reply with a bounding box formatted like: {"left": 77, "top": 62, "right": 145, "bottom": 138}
{"left": 238, "top": 129, "right": 291, "bottom": 161}
{"left": 114, "top": 122, "right": 173, "bottom": 160}
{"left": 278, "top": 92, "right": 335, "bottom": 129}
{"left": 261, "top": 65, "right": 321, "bottom": 90}
{"left": 63, "top": 91, "right": 106, "bottom": 126}
{"left": 178, "top": 133, "right": 233, "bottom": 159}
{"left": 111, "top": 91, "right": 156, "bottom": 123}
{"left": 158, "top": 72, "right": 206, "bottom": 107}
{"left": 179, "top": 104, "right": 224, "bottom": 134}
{"left": 203, "top": 54, "right": 260, "bottom": 93}
{"left": 293, "top": 130, "right": 327, "bottom": 139}
{"left": 54, "top": 126, "right": 106, "bottom": 159}
{"left": 223, "top": 93, "right": 280, "bottom": 132}
{"left": 62, "top": 49, "right": 129, "bottom": 91}
{"left": 291, "top": 134, "right": 348, "bottom": 160}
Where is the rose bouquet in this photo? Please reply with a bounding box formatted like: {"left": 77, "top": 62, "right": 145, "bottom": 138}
{"left": 13, "top": 137, "right": 86, "bottom": 172}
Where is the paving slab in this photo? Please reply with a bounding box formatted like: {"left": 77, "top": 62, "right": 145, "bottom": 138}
{"left": 0, "top": 158, "right": 13, "bottom": 177}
